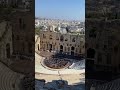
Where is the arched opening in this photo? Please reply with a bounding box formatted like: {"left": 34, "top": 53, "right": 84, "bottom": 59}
{"left": 71, "top": 46, "right": 75, "bottom": 55}
{"left": 43, "top": 44, "right": 45, "bottom": 51}
{"left": 6, "top": 43, "right": 10, "bottom": 58}
{"left": 72, "top": 37, "right": 75, "bottom": 42}
{"left": 38, "top": 44, "right": 39, "bottom": 50}
{"left": 49, "top": 44, "right": 52, "bottom": 51}
{"left": 60, "top": 45, "right": 63, "bottom": 52}
{"left": 71, "top": 46, "right": 74, "bottom": 51}
{"left": 49, "top": 35, "right": 52, "bottom": 39}
{"left": 43, "top": 34, "right": 46, "bottom": 38}
{"left": 87, "top": 48, "right": 95, "bottom": 58}
{"left": 60, "top": 35, "right": 64, "bottom": 42}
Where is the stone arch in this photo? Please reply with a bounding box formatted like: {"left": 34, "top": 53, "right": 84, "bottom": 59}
{"left": 49, "top": 44, "right": 52, "bottom": 51}
{"left": 60, "top": 45, "right": 63, "bottom": 52}
{"left": 72, "top": 37, "right": 75, "bottom": 42}
{"left": 38, "top": 44, "right": 39, "bottom": 50}
{"left": 49, "top": 35, "right": 52, "bottom": 39}
{"left": 60, "top": 35, "right": 64, "bottom": 41}
{"left": 71, "top": 46, "right": 75, "bottom": 51}
{"left": 71, "top": 46, "right": 75, "bottom": 55}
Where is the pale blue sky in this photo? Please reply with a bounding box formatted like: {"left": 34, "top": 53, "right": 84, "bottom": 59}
{"left": 35, "top": 0, "right": 85, "bottom": 21}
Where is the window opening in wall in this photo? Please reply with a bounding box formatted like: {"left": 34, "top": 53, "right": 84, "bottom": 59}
{"left": 60, "top": 35, "right": 64, "bottom": 41}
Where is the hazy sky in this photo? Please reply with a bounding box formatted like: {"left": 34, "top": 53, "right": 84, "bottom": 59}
{"left": 35, "top": 0, "right": 85, "bottom": 21}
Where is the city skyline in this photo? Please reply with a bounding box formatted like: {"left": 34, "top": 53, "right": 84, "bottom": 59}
{"left": 35, "top": 0, "right": 85, "bottom": 21}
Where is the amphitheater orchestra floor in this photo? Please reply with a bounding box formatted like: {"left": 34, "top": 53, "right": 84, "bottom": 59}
{"left": 35, "top": 52, "right": 85, "bottom": 85}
